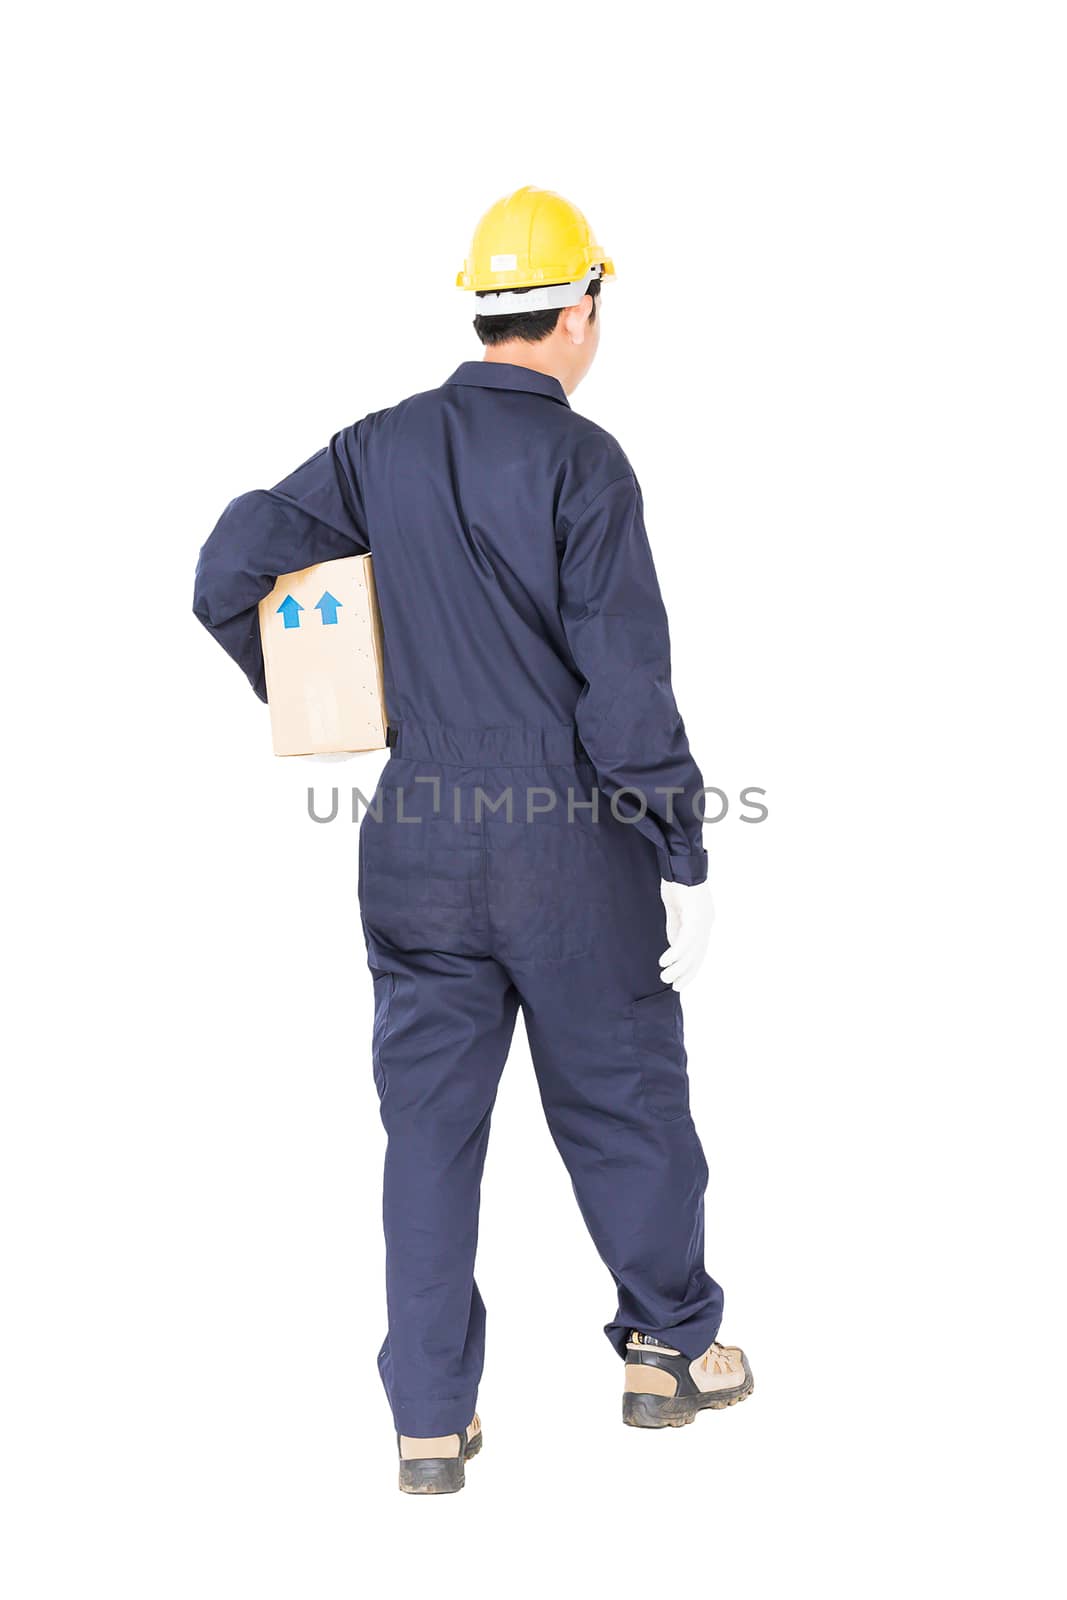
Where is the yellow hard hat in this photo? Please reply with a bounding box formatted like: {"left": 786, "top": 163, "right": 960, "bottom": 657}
{"left": 457, "top": 185, "right": 615, "bottom": 316}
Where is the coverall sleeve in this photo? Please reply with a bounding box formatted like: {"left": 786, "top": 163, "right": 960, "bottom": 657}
{"left": 192, "top": 426, "right": 369, "bottom": 701}
{"left": 558, "top": 471, "right": 708, "bottom": 886}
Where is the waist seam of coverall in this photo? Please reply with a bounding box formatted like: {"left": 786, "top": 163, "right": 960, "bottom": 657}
{"left": 387, "top": 758, "right": 595, "bottom": 771}
{"left": 390, "top": 719, "right": 588, "bottom": 766}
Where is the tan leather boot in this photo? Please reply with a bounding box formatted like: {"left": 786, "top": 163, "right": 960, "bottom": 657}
{"left": 623, "top": 1332, "right": 754, "bottom": 1428}
{"left": 397, "top": 1413, "right": 482, "bottom": 1494}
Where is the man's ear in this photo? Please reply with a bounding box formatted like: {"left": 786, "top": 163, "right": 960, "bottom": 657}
{"left": 560, "top": 294, "right": 593, "bottom": 346}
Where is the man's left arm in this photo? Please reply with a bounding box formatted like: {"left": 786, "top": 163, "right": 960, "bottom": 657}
{"left": 558, "top": 469, "right": 709, "bottom": 886}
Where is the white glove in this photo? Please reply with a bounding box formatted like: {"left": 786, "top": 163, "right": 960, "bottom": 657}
{"left": 659, "top": 878, "right": 715, "bottom": 991}
{"left": 302, "top": 753, "right": 358, "bottom": 763}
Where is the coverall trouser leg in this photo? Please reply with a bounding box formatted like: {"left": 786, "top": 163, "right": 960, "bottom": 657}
{"left": 515, "top": 963, "right": 722, "bottom": 1362}
{"left": 370, "top": 946, "right": 518, "bottom": 1439}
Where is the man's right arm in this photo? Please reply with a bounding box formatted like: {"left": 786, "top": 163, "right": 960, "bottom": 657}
{"left": 193, "top": 426, "right": 369, "bottom": 700}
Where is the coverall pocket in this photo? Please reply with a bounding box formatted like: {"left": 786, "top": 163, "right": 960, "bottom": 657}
{"left": 371, "top": 973, "right": 396, "bottom": 1098}
{"left": 359, "top": 796, "right": 480, "bottom": 954}
{"left": 629, "top": 989, "right": 689, "bottom": 1121}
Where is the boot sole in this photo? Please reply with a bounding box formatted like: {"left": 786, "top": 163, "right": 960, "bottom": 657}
{"left": 622, "top": 1357, "right": 754, "bottom": 1428}
{"left": 398, "top": 1427, "right": 482, "bottom": 1494}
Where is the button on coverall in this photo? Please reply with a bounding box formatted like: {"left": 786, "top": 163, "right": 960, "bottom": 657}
{"left": 194, "top": 362, "right": 724, "bottom": 1435}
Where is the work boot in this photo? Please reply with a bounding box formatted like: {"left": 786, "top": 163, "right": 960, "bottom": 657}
{"left": 623, "top": 1332, "right": 754, "bottom": 1428}
{"left": 397, "top": 1414, "right": 482, "bottom": 1494}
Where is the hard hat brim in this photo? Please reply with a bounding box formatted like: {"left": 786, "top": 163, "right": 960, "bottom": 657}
{"left": 457, "top": 254, "right": 615, "bottom": 293}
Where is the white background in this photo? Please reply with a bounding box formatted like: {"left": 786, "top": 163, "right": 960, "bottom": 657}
{"left": 3, "top": 3, "right": 1064, "bottom": 1595}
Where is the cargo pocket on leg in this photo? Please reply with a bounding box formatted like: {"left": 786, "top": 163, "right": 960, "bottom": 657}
{"left": 371, "top": 973, "right": 396, "bottom": 1099}
{"left": 630, "top": 988, "right": 689, "bottom": 1121}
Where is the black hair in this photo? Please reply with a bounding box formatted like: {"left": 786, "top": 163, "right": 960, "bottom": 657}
{"left": 473, "top": 275, "right": 600, "bottom": 347}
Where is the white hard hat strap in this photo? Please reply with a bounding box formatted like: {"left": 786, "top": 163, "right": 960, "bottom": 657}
{"left": 473, "top": 264, "right": 604, "bottom": 318}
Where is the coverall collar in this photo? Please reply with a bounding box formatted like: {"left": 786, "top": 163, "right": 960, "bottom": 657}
{"left": 445, "top": 361, "right": 571, "bottom": 408}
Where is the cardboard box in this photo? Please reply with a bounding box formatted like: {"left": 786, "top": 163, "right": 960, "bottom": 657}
{"left": 258, "top": 554, "right": 388, "bottom": 755}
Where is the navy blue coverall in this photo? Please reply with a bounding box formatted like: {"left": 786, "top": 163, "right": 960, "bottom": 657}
{"left": 194, "top": 362, "right": 724, "bottom": 1436}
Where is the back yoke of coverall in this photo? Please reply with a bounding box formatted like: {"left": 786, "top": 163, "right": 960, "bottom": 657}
{"left": 194, "top": 362, "right": 724, "bottom": 1437}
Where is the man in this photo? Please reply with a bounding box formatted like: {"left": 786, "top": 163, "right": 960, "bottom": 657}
{"left": 194, "top": 185, "right": 751, "bottom": 1495}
